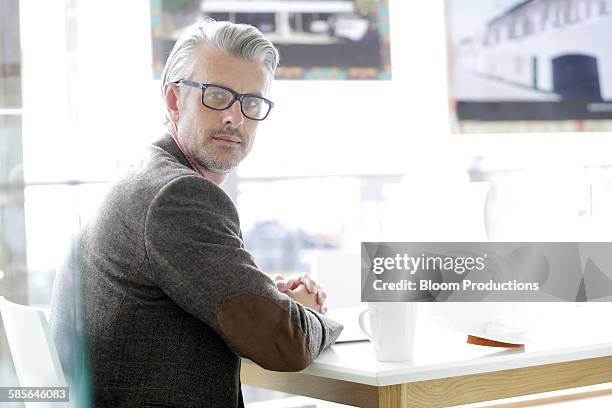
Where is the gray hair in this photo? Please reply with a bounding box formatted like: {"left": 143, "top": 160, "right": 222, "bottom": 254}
{"left": 161, "top": 19, "right": 279, "bottom": 100}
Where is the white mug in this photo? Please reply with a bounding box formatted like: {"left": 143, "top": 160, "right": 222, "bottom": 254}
{"left": 358, "top": 302, "right": 417, "bottom": 362}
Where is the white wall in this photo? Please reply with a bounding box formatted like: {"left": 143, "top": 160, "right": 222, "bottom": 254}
{"left": 20, "top": 0, "right": 612, "bottom": 184}
{"left": 240, "top": 0, "right": 458, "bottom": 178}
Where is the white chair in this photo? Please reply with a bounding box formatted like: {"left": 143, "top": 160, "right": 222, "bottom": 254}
{"left": 0, "top": 296, "right": 68, "bottom": 407}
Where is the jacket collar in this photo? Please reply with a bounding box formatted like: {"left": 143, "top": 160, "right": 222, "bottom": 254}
{"left": 153, "top": 133, "right": 193, "bottom": 170}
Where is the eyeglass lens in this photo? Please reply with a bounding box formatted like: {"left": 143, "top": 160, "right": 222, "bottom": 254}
{"left": 202, "top": 86, "right": 269, "bottom": 120}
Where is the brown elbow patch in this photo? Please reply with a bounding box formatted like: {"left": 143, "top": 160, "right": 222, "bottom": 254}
{"left": 217, "top": 293, "right": 311, "bottom": 371}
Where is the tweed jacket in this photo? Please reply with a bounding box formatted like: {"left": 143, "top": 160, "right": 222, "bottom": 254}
{"left": 49, "top": 134, "right": 343, "bottom": 407}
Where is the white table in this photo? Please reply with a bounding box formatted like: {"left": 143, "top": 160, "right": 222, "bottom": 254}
{"left": 241, "top": 304, "right": 612, "bottom": 407}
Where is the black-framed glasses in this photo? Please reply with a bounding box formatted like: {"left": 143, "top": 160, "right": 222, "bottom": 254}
{"left": 174, "top": 79, "right": 274, "bottom": 121}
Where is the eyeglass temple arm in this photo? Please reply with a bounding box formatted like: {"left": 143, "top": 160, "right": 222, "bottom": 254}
{"left": 173, "top": 80, "right": 203, "bottom": 89}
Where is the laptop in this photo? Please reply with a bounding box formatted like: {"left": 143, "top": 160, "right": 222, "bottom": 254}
{"left": 311, "top": 251, "right": 369, "bottom": 343}
{"left": 325, "top": 305, "right": 369, "bottom": 343}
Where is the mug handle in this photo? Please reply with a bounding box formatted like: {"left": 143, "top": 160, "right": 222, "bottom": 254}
{"left": 358, "top": 309, "right": 380, "bottom": 348}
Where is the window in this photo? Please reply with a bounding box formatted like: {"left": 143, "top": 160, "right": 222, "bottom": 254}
{"left": 0, "top": 0, "right": 23, "bottom": 387}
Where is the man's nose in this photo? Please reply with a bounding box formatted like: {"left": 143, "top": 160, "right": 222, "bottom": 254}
{"left": 222, "top": 100, "right": 245, "bottom": 128}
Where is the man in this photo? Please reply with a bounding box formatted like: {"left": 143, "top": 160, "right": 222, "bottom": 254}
{"left": 49, "top": 20, "right": 343, "bottom": 407}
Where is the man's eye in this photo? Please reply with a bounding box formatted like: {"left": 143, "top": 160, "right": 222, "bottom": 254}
{"left": 244, "top": 98, "right": 262, "bottom": 108}
{"left": 209, "top": 91, "right": 227, "bottom": 99}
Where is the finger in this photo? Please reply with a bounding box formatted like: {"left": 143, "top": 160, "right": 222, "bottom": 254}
{"left": 275, "top": 280, "right": 289, "bottom": 292}
{"left": 283, "top": 277, "right": 302, "bottom": 291}
{"left": 300, "top": 276, "right": 318, "bottom": 294}
{"left": 282, "top": 287, "right": 296, "bottom": 300}
{"left": 316, "top": 286, "right": 327, "bottom": 305}
{"left": 273, "top": 275, "right": 291, "bottom": 292}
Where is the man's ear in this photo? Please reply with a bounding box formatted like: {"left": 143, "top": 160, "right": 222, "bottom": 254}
{"left": 164, "top": 83, "right": 180, "bottom": 124}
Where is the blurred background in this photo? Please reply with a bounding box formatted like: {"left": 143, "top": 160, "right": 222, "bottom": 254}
{"left": 2, "top": 0, "right": 612, "bottom": 406}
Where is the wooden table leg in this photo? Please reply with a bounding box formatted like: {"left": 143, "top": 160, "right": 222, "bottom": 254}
{"left": 379, "top": 385, "right": 405, "bottom": 407}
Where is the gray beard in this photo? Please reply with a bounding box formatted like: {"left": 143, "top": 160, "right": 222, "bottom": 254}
{"left": 193, "top": 146, "right": 244, "bottom": 174}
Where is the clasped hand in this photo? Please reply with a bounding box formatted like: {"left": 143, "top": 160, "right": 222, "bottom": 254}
{"left": 273, "top": 273, "right": 328, "bottom": 315}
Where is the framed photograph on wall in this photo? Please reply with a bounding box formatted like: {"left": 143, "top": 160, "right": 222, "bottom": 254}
{"left": 150, "top": 0, "right": 391, "bottom": 80}
{"left": 445, "top": 0, "right": 612, "bottom": 133}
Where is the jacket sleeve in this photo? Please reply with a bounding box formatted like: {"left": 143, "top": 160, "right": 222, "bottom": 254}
{"left": 144, "top": 175, "right": 343, "bottom": 371}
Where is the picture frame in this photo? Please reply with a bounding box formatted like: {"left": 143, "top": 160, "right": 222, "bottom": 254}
{"left": 445, "top": 0, "right": 612, "bottom": 133}
{"left": 150, "top": 0, "right": 392, "bottom": 80}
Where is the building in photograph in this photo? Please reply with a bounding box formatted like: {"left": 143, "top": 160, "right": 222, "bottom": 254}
{"left": 453, "top": 0, "right": 612, "bottom": 101}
